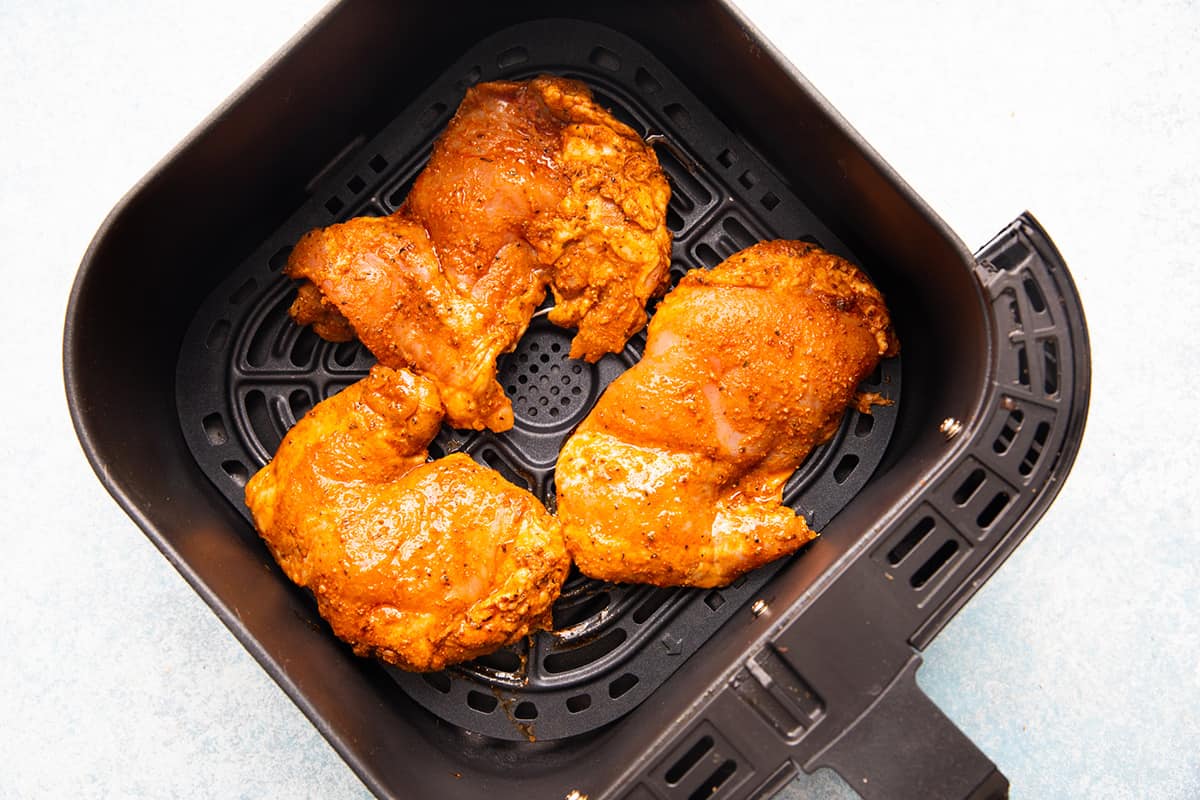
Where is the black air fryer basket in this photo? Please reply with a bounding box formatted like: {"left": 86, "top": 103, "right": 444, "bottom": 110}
{"left": 64, "top": 4, "right": 1090, "bottom": 799}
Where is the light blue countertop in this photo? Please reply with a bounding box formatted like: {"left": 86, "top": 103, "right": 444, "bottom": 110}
{"left": 2, "top": 1, "right": 1197, "bottom": 797}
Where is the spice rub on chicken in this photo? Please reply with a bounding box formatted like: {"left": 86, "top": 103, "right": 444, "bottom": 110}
{"left": 244, "top": 366, "right": 569, "bottom": 671}
{"left": 286, "top": 77, "right": 671, "bottom": 432}
{"left": 555, "top": 241, "right": 898, "bottom": 588}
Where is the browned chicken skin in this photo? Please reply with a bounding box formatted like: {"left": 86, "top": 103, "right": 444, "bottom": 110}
{"left": 555, "top": 241, "right": 898, "bottom": 588}
{"left": 288, "top": 76, "right": 671, "bottom": 431}
{"left": 244, "top": 366, "right": 569, "bottom": 671}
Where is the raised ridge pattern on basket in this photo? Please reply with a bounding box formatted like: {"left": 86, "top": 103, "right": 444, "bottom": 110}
{"left": 175, "top": 20, "right": 901, "bottom": 741}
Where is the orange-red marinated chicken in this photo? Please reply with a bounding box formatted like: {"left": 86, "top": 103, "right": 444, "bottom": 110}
{"left": 244, "top": 366, "right": 570, "bottom": 671}
{"left": 288, "top": 77, "right": 671, "bottom": 431}
{"left": 555, "top": 241, "right": 898, "bottom": 588}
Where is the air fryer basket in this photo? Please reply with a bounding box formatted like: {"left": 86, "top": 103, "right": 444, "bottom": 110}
{"left": 175, "top": 20, "right": 904, "bottom": 743}
{"left": 64, "top": 3, "right": 1090, "bottom": 799}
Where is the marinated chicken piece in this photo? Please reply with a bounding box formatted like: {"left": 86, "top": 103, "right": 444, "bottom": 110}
{"left": 288, "top": 76, "right": 671, "bottom": 430}
{"left": 556, "top": 241, "right": 898, "bottom": 588}
{"left": 287, "top": 215, "right": 544, "bottom": 431}
{"left": 244, "top": 365, "right": 570, "bottom": 671}
{"left": 525, "top": 78, "right": 673, "bottom": 360}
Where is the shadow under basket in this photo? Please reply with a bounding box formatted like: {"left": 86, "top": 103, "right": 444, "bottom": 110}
{"left": 64, "top": 4, "right": 1090, "bottom": 800}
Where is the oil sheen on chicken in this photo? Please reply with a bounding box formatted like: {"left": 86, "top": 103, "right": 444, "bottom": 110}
{"left": 555, "top": 241, "right": 899, "bottom": 588}
{"left": 244, "top": 365, "right": 570, "bottom": 671}
{"left": 287, "top": 76, "right": 671, "bottom": 432}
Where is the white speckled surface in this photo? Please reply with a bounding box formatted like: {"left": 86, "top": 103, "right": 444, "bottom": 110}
{"left": 1, "top": 1, "right": 1197, "bottom": 797}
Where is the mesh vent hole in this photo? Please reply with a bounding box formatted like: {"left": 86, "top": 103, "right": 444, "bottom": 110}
{"left": 635, "top": 67, "right": 662, "bottom": 94}
{"left": 268, "top": 246, "right": 293, "bottom": 271}
{"left": 456, "top": 66, "right": 482, "bottom": 90}
{"left": 346, "top": 175, "right": 366, "bottom": 194}
{"left": 202, "top": 413, "right": 228, "bottom": 446}
{"left": 863, "top": 362, "right": 883, "bottom": 388}
{"left": 977, "top": 492, "right": 1011, "bottom": 529}
{"left": 514, "top": 701, "right": 538, "bottom": 720}
{"left": 716, "top": 235, "right": 737, "bottom": 259}
{"left": 423, "top": 673, "right": 451, "bottom": 694}
{"left": 609, "top": 673, "right": 638, "bottom": 699}
{"left": 1015, "top": 343, "right": 1030, "bottom": 386}
{"left": 833, "top": 453, "right": 858, "bottom": 484}
{"left": 543, "top": 628, "right": 626, "bottom": 673}
{"left": 910, "top": 540, "right": 958, "bottom": 588}
{"left": 324, "top": 196, "right": 345, "bottom": 215}
{"left": 689, "top": 760, "right": 737, "bottom": 800}
{"left": 1024, "top": 275, "right": 1046, "bottom": 313}
{"left": 497, "top": 46, "right": 528, "bottom": 69}
{"left": 993, "top": 408, "right": 1024, "bottom": 454}
{"left": 953, "top": 468, "right": 986, "bottom": 506}
{"left": 1020, "top": 421, "right": 1051, "bottom": 476}
{"left": 419, "top": 102, "right": 448, "bottom": 128}
{"left": 472, "top": 648, "right": 522, "bottom": 673}
{"left": 291, "top": 327, "right": 320, "bottom": 367}
{"left": 1043, "top": 340, "right": 1060, "bottom": 396}
{"left": 666, "top": 735, "right": 713, "bottom": 784}
{"left": 854, "top": 413, "right": 874, "bottom": 437}
{"left": 704, "top": 591, "right": 725, "bottom": 611}
{"left": 245, "top": 390, "right": 281, "bottom": 454}
{"left": 332, "top": 341, "right": 361, "bottom": 368}
{"left": 991, "top": 238, "right": 1029, "bottom": 271}
{"left": 287, "top": 389, "right": 312, "bottom": 422}
{"left": 387, "top": 178, "right": 415, "bottom": 209}
{"left": 367, "top": 154, "right": 387, "bottom": 173}
{"left": 632, "top": 588, "right": 675, "bottom": 623}
{"left": 667, "top": 206, "right": 686, "bottom": 232}
{"left": 722, "top": 217, "right": 755, "bottom": 249}
{"left": 660, "top": 147, "right": 712, "bottom": 206}
{"left": 552, "top": 591, "right": 612, "bottom": 629}
{"left": 589, "top": 46, "right": 621, "bottom": 71}
{"left": 664, "top": 103, "right": 690, "bottom": 128}
{"left": 467, "top": 691, "right": 497, "bottom": 714}
{"left": 738, "top": 170, "right": 757, "bottom": 188}
{"left": 695, "top": 243, "right": 720, "bottom": 268}
{"left": 717, "top": 149, "right": 736, "bottom": 168}
{"left": 566, "top": 694, "right": 591, "bottom": 713}
{"left": 761, "top": 192, "right": 780, "bottom": 211}
{"left": 221, "top": 460, "right": 249, "bottom": 486}
{"left": 888, "top": 516, "right": 935, "bottom": 565}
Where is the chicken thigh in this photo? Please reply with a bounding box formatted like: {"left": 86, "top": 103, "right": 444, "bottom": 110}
{"left": 244, "top": 365, "right": 569, "bottom": 671}
{"left": 555, "top": 241, "right": 898, "bottom": 588}
{"left": 288, "top": 76, "right": 671, "bottom": 431}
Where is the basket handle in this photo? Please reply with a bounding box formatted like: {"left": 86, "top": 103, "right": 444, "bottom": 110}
{"left": 810, "top": 658, "right": 1009, "bottom": 799}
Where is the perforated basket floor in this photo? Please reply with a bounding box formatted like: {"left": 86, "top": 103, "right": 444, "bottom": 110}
{"left": 176, "top": 20, "right": 901, "bottom": 742}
